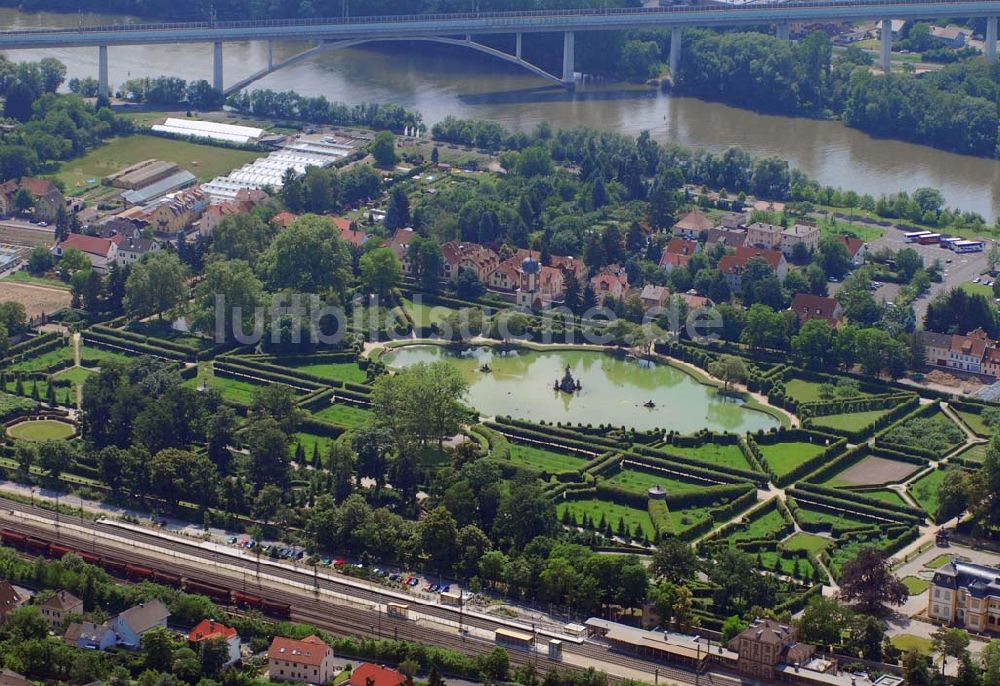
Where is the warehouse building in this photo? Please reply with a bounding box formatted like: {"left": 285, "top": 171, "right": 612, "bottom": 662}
{"left": 151, "top": 118, "right": 265, "bottom": 145}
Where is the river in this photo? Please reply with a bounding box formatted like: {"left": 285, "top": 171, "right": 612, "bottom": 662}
{"left": 2, "top": 7, "right": 999, "bottom": 220}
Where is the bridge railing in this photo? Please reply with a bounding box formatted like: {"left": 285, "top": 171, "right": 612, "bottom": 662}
{"left": 0, "top": 0, "right": 991, "bottom": 37}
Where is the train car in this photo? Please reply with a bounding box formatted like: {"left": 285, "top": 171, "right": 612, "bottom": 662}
{"left": 0, "top": 529, "right": 26, "bottom": 547}
{"left": 49, "top": 543, "right": 73, "bottom": 559}
{"left": 495, "top": 627, "right": 535, "bottom": 650}
{"left": 24, "top": 536, "right": 49, "bottom": 554}
{"left": 126, "top": 564, "right": 155, "bottom": 581}
{"left": 181, "top": 579, "right": 231, "bottom": 604}
{"left": 101, "top": 558, "right": 128, "bottom": 577}
{"left": 152, "top": 570, "right": 181, "bottom": 588}
{"left": 387, "top": 602, "right": 409, "bottom": 619}
{"left": 233, "top": 591, "right": 263, "bottom": 609}
{"left": 78, "top": 551, "right": 101, "bottom": 566}
{"left": 261, "top": 599, "right": 292, "bottom": 619}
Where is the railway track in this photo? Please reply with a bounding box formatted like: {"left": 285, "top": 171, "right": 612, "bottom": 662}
{"left": 0, "top": 498, "right": 724, "bottom": 686}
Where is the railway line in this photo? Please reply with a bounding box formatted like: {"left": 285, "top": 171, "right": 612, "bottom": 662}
{"left": 0, "top": 498, "right": 724, "bottom": 686}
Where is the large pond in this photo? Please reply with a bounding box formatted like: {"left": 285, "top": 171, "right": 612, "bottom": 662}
{"left": 381, "top": 345, "right": 778, "bottom": 434}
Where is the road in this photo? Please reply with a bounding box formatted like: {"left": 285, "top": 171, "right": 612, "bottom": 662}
{"left": 0, "top": 497, "right": 746, "bottom": 686}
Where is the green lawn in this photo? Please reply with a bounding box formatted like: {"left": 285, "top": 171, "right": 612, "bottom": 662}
{"left": 758, "top": 441, "right": 826, "bottom": 477}
{"left": 504, "top": 442, "right": 587, "bottom": 474}
{"left": 285, "top": 361, "right": 368, "bottom": 385}
{"left": 56, "top": 135, "right": 264, "bottom": 192}
{"left": 7, "top": 419, "right": 75, "bottom": 440}
{"left": 403, "top": 298, "right": 457, "bottom": 328}
{"left": 908, "top": 468, "right": 950, "bottom": 517}
{"left": 664, "top": 442, "right": 753, "bottom": 471}
{"left": 781, "top": 531, "right": 833, "bottom": 554}
{"left": 785, "top": 378, "right": 870, "bottom": 404}
{"left": 0, "top": 271, "right": 71, "bottom": 290}
{"left": 732, "top": 506, "right": 790, "bottom": 543}
{"left": 855, "top": 488, "right": 908, "bottom": 506}
{"left": 53, "top": 367, "right": 93, "bottom": 386}
{"left": 793, "top": 503, "right": 874, "bottom": 529}
{"left": 902, "top": 576, "right": 930, "bottom": 595}
{"left": 557, "top": 498, "right": 655, "bottom": 539}
{"left": 925, "top": 553, "right": 952, "bottom": 569}
{"left": 606, "top": 467, "right": 709, "bottom": 495}
{"left": 668, "top": 506, "right": 714, "bottom": 537}
{"left": 958, "top": 443, "right": 988, "bottom": 463}
{"left": 961, "top": 281, "right": 994, "bottom": 299}
{"left": 291, "top": 432, "right": 333, "bottom": 461}
{"left": 195, "top": 374, "right": 274, "bottom": 406}
{"left": 8, "top": 344, "right": 74, "bottom": 372}
{"left": 313, "top": 402, "right": 371, "bottom": 428}
{"left": 811, "top": 408, "right": 895, "bottom": 433}
{"left": 892, "top": 635, "right": 933, "bottom": 654}
{"left": 955, "top": 410, "right": 991, "bottom": 438}
{"left": 79, "top": 347, "right": 135, "bottom": 367}
{"left": 760, "top": 551, "right": 816, "bottom": 578}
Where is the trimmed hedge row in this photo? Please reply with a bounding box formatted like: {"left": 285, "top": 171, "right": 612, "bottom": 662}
{"left": 803, "top": 395, "right": 920, "bottom": 443}
{"left": 700, "top": 498, "right": 794, "bottom": 548}
{"left": 585, "top": 452, "right": 623, "bottom": 477}
{"left": 747, "top": 429, "right": 848, "bottom": 487}
{"left": 491, "top": 417, "right": 626, "bottom": 449}
{"left": 299, "top": 417, "right": 347, "bottom": 438}
{"left": 0, "top": 332, "right": 61, "bottom": 364}
{"left": 483, "top": 421, "right": 606, "bottom": 456}
{"left": 213, "top": 360, "right": 322, "bottom": 392}
{"left": 797, "top": 392, "right": 914, "bottom": 420}
{"left": 786, "top": 486, "right": 921, "bottom": 525}
{"left": 794, "top": 482, "right": 924, "bottom": 520}
{"left": 92, "top": 324, "right": 200, "bottom": 357}
{"left": 648, "top": 499, "right": 670, "bottom": 535}
{"left": 82, "top": 331, "right": 187, "bottom": 361}
{"left": 869, "top": 444, "right": 930, "bottom": 467}
{"left": 622, "top": 453, "right": 748, "bottom": 487}
{"left": 632, "top": 444, "right": 765, "bottom": 484}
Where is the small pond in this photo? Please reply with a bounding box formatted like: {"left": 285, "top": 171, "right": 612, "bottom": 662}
{"left": 381, "top": 345, "right": 778, "bottom": 434}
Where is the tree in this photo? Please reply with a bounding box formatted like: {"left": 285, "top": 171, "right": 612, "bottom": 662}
{"left": 359, "top": 247, "right": 402, "bottom": 299}
{"left": 902, "top": 649, "right": 933, "bottom": 686}
{"left": 141, "top": 626, "right": 174, "bottom": 672}
{"left": 246, "top": 418, "right": 291, "bottom": 490}
{"left": 258, "top": 215, "right": 352, "bottom": 296}
{"left": 252, "top": 484, "right": 285, "bottom": 526}
{"left": 37, "top": 439, "right": 76, "bottom": 482}
{"left": 385, "top": 186, "right": 410, "bottom": 231}
{"left": 514, "top": 146, "right": 552, "bottom": 177}
{"left": 198, "top": 636, "right": 230, "bottom": 678}
{"left": 124, "top": 251, "right": 186, "bottom": 319}
{"left": 981, "top": 640, "right": 1000, "bottom": 686}
{"left": 937, "top": 469, "right": 969, "bottom": 522}
{"left": 212, "top": 213, "right": 272, "bottom": 263}
{"left": 672, "top": 585, "right": 697, "bottom": 632}
{"left": 352, "top": 425, "right": 395, "bottom": 489}
{"left": 251, "top": 384, "right": 302, "bottom": 434}
{"left": 651, "top": 538, "right": 698, "bottom": 583}
{"left": 932, "top": 626, "right": 970, "bottom": 671}
{"left": 721, "top": 615, "right": 749, "bottom": 642}
{"left": 410, "top": 236, "right": 444, "bottom": 292}
{"left": 193, "top": 258, "right": 265, "bottom": 341}
{"left": 708, "top": 355, "right": 747, "bottom": 393}
{"left": 58, "top": 246, "right": 91, "bottom": 274}
{"left": 370, "top": 360, "right": 468, "bottom": 450}
{"left": 27, "top": 246, "right": 52, "bottom": 274}
{"left": 148, "top": 448, "right": 218, "bottom": 508}
{"left": 838, "top": 546, "right": 908, "bottom": 615}
{"left": 797, "top": 595, "right": 853, "bottom": 646}
{"left": 370, "top": 130, "right": 397, "bottom": 167}
{"left": 418, "top": 505, "right": 460, "bottom": 569}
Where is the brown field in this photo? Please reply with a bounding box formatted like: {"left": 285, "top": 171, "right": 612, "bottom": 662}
{"left": 834, "top": 455, "right": 921, "bottom": 486}
{"left": 0, "top": 281, "right": 71, "bottom": 318}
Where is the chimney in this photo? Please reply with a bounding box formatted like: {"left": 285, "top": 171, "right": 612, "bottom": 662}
{"left": 366, "top": 678, "right": 375, "bottom": 686}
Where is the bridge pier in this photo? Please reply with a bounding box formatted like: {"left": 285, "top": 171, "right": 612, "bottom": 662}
{"left": 213, "top": 41, "right": 224, "bottom": 92}
{"left": 986, "top": 16, "right": 997, "bottom": 64}
{"left": 669, "top": 27, "right": 682, "bottom": 78}
{"left": 880, "top": 18, "right": 892, "bottom": 72}
{"left": 515, "top": 32, "right": 522, "bottom": 59}
{"left": 776, "top": 22, "right": 790, "bottom": 41}
{"left": 267, "top": 40, "right": 274, "bottom": 70}
{"left": 97, "top": 45, "right": 108, "bottom": 100}
{"left": 561, "top": 31, "right": 575, "bottom": 87}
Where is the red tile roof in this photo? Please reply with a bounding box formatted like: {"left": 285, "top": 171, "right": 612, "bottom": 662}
{"left": 719, "top": 246, "right": 783, "bottom": 274}
{"left": 790, "top": 293, "right": 840, "bottom": 325}
{"left": 272, "top": 211, "right": 298, "bottom": 229}
{"left": 189, "top": 619, "right": 238, "bottom": 643}
{"left": 673, "top": 210, "right": 714, "bottom": 234}
{"left": 58, "top": 233, "right": 115, "bottom": 257}
{"left": 350, "top": 663, "right": 407, "bottom": 686}
{"left": 664, "top": 238, "right": 698, "bottom": 256}
{"left": 838, "top": 235, "right": 864, "bottom": 257}
{"left": 19, "top": 177, "right": 59, "bottom": 197}
{"left": 268, "top": 635, "right": 330, "bottom": 667}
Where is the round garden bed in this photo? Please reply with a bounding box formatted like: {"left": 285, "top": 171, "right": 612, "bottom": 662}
{"left": 5, "top": 416, "right": 78, "bottom": 441}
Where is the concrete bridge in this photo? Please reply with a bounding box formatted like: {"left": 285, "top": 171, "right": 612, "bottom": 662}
{"left": 0, "top": 0, "right": 995, "bottom": 96}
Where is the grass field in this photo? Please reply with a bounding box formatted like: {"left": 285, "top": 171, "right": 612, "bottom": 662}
{"left": 56, "top": 135, "right": 264, "bottom": 192}
{"left": 7, "top": 419, "right": 75, "bottom": 441}
{"left": 902, "top": 576, "right": 930, "bottom": 595}
{"left": 758, "top": 441, "right": 826, "bottom": 477}
{"left": 854, "top": 488, "right": 908, "bottom": 506}
{"left": 781, "top": 531, "right": 833, "bottom": 554}
{"left": 961, "top": 281, "right": 994, "bottom": 299}
{"left": 958, "top": 443, "right": 988, "bottom": 463}
{"left": 53, "top": 367, "right": 94, "bottom": 386}
{"left": 731, "top": 506, "right": 790, "bottom": 543}
{"left": 505, "top": 442, "right": 587, "bottom": 473}
{"left": 8, "top": 344, "right": 74, "bottom": 372}
{"left": 79, "top": 347, "right": 136, "bottom": 367}
{"left": 668, "top": 506, "right": 714, "bottom": 537}
{"left": 760, "top": 551, "right": 816, "bottom": 578}
{"left": 784, "top": 378, "right": 870, "bottom": 404}
{"left": 664, "top": 442, "right": 753, "bottom": 471}
{"left": 291, "top": 432, "right": 333, "bottom": 460}
{"left": 955, "top": 410, "right": 991, "bottom": 437}
{"left": 313, "top": 402, "right": 371, "bottom": 428}
{"left": 557, "top": 498, "right": 655, "bottom": 539}
{"left": 811, "top": 408, "right": 895, "bottom": 433}
{"left": 284, "top": 361, "right": 368, "bottom": 385}
{"left": 0, "top": 271, "right": 71, "bottom": 290}
{"left": 892, "top": 635, "right": 933, "bottom": 654}
{"left": 403, "top": 298, "right": 457, "bottom": 328}
{"left": 908, "top": 468, "right": 950, "bottom": 517}
{"left": 925, "top": 553, "right": 952, "bottom": 569}
{"left": 793, "top": 503, "right": 874, "bottom": 530}
{"left": 606, "top": 467, "right": 708, "bottom": 495}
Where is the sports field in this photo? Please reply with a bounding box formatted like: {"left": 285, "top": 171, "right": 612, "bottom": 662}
{"left": 7, "top": 419, "right": 75, "bottom": 441}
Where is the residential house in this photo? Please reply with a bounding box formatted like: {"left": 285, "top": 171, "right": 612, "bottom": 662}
{"left": 514, "top": 258, "right": 565, "bottom": 309}
{"left": 142, "top": 188, "right": 206, "bottom": 237}
{"left": 672, "top": 210, "right": 714, "bottom": 239}
{"left": 114, "top": 235, "right": 160, "bottom": 266}
{"left": 677, "top": 290, "right": 711, "bottom": 310}
{"left": 113, "top": 599, "right": 169, "bottom": 649}
{"left": 39, "top": 590, "right": 83, "bottom": 631}
{"left": 779, "top": 223, "right": 821, "bottom": 258}
{"left": 51, "top": 234, "right": 119, "bottom": 273}
{"left": 838, "top": 235, "right": 867, "bottom": 266}
{"left": 388, "top": 228, "right": 419, "bottom": 276}
{"left": 64, "top": 621, "right": 116, "bottom": 651}
{"left": 267, "top": 634, "right": 336, "bottom": 685}
{"left": 488, "top": 251, "right": 574, "bottom": 301}
{"left": 0, "top": 669, "right": 27, "bottom": 686}
{"left": 441, "top": 241, "right": 500, "bottom": 282}
{"left": 718, "top": 247, "right": 787, "bottom": 291}
{"left": 639, "top": 285, "right": 669, "bottom": 310}
{"left": 745, "top": 222, "right": 784, "bottom": 250}
{"left": 790, "top": 293, "right": 843, "bottom": 327}
{"left": 660, "top": 237, "right": 699, "bottom": 272}
{"left": 720, "top": 212, "right": 748, "bottom": 230}
{"left": 728, "top": 619, "right": 816, "bottom": 681}
{"left": 919, "top": 331, "right": 952, "bottom": 368}
{"left": 982, "top": 348, "right": 1000, "bottom": 379}
{"left": 706, "top": 227, "right": 747, "bottom": 249}
{"left": 497, "top": 248, "right": 586, "bottom": 282}
{"left": 272, "top": 211, "right": 299, "bottom": 230}
{"left": 928, "top": 558, "right": 1000, "bottom": 632}
{"left": 659, "top": 253, "right": 689, "bottom": 272}
{"left": 349, "top": 663, "right": 407, "bottom": 686}
{"left": 590, "top": 269, "right": 629, "bottom": 303}
{"left": 930, "top": 25, "right": 969, "bottom": 47}
{"left": 0, "top": 180, "right": 18, "bottom": 216}
{"left": 189, "top": 619, "right": 241, "bottom": 666}
{"left": 0, "top": 581, "right": 26, "bottom": 624}
{"left": 19, "top": 177, "right": 65, "bottom": 223}
{"left": 949, "top": 329, "right": 989, "bottom": 374}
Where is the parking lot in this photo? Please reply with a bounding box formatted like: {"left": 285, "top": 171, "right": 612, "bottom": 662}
{"left": 867, "top": 229, "right": 992, "bottom": 323}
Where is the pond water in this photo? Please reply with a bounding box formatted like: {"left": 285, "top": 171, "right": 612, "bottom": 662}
{"left": 381, "top": 345, "right": 778, "bottom": 434}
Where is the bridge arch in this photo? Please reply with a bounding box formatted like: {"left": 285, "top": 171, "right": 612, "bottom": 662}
{"left": 223, "top": 35, "right": 571, "bottom": 96}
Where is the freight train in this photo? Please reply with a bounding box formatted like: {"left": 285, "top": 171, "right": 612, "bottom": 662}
{"left": 1, "top": 528, "right": 291, "bottom": 619}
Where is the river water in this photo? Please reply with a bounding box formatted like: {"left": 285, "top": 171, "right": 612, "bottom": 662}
{"left": 2, "top": 7, "right": 998, "bottom": 220}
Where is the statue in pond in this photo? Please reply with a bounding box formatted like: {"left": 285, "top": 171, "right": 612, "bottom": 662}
{"left": 554, "top": 365, "right": 581, "bottom": 393}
